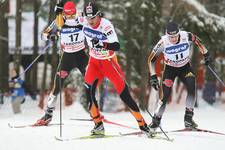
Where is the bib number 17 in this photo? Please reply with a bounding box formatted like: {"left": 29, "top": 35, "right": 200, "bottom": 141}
{"left": 69, "top": 33, "right": 79, "bottom": 42}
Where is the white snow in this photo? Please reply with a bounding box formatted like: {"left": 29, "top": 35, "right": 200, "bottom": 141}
{"left": 125, "top": 2, "right": 131, "bottom": 8}
{"left": 183, "top": 0, "right": 225, "bottom": 31}
{"left": 0, "top": 94, "right": 225, "bottom": 150}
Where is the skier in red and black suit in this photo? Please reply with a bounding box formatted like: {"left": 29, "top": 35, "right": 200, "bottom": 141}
{"left": 35, "top": 1, "right": 89, "bottom": 126}
{"left": 148, "top": 21, "right": 211, "bottom": 132}
{"left": 82, "top": 2, "right": 151, "bottom": 136}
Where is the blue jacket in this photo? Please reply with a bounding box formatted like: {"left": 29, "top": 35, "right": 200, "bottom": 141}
{"left": 9, "top": 77, "right": 25, "bottom": 100}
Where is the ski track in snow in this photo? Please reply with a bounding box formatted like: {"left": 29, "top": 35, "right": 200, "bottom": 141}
{"left": 0, "top": 96, "right": 225, "bottom": 150}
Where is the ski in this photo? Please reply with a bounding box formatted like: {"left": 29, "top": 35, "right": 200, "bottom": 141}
{"left": 119, "top": 127, "right": 225, "bottom": 137}
{"left": 70, "top": 118, "right": 138, "bottom": 130}
{"left": 170, "top": 128, "right": 225, "bottom": 136}
{"left": 118, "top": 131, "right": 174, "bottom": 142}
{"left": 55, "top": 134, "right": 119, "bottom": 141}
{"left": 8, "top": 123, "right": 62, "bottom": 128}
{"left": 55, "top": 132, "right": 173, "bottom": 142}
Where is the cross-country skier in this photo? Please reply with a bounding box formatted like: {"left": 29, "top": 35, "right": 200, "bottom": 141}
{"left": 148, "top": 21, "right": 211, "bottom": 132}
{"left": 82, "top": 2, "right": 151, "bottom": 136}
{"left": 35, "top": 1, "right": 89, "bottom": 126}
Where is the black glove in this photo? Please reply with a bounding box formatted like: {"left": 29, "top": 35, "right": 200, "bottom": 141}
{"left": 204, "top": 52, "right": 211, "bottom": 66}
{"left": 54, "top": 2, "right": 64, "bottom": 15}
{"left": 47, "top": 34, "right": 58, "bottom": 41}
{"left": 150, "top": 75, "right": 160, "bottom": 91}
{"left": 91, "top": 38, "right": 103, "bottom": 49}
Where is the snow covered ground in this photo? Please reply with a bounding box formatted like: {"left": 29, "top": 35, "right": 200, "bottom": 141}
{"left": 0, "top": 95, "right": 225, "bottom": 150}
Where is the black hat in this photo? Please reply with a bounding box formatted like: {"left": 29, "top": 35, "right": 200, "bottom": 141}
{"left": 84, "top": 2, "right": 100, "bottom": 18}
{"left": 166, "top": 21, "right": 179, "bottom": 35}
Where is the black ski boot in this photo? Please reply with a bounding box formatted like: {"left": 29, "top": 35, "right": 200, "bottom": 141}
{"left": 149, "top": 115, "right": 161, "bottom": 133}
{"left": 35, "top": 108, "right": 53, "bottom": 126}
{"left": 91, "top": 121, "right": 105, "bottom": 135}
{"left": 184, "top": 108, "right": 198, "bottom": 129}
{"left": 140, "top": 123, "right": 153, "bottom": 137}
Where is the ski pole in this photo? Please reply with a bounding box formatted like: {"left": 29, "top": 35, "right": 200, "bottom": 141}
{"left": 59, "top": 64, "right": 63, "bottom": 137}
{"left": 146, "top": 108, "right": 172, "bottom": 141}
{"left": 57, "top": 53, "right": 64, "bottom": 138}
{"left": 207, "top": 65, "right": 225, "bottom": 87}
{"left": 17, "top": 42, "right": 51, "bottom": 79}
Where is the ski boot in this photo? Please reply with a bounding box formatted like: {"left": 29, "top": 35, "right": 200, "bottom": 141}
{"left": 184, "top": 108, "right": 198, "bottom": 129}
{"left": 140, "top": 123, "right": 153, "bottom": 137}
{"left": 149, "top": 115, "right": 161, "bottom": 133}
{"left": 35, "top": 108, "right": 53, "bottom": 126}
{"left": 91, "top": 121, "right": 105, "bottom": 135}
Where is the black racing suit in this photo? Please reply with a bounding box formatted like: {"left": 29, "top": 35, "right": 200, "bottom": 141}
{"left": 148, "top": 31, "right": 208, "bottom": 120}
{"left": 156, "top": 63, "right": 196, "bottom": 116}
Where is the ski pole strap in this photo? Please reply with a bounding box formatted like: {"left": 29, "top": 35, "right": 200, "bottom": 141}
{"left": 207, "top": 65, "right": 225, "bottom": 87}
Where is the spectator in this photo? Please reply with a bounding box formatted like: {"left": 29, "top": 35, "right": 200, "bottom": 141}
{"left": 9, "top": 69, "right": 25, "bottom": 114}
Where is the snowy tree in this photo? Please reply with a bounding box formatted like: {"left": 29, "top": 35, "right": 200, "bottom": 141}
{"left": 201, "top": 0, "right": 225, "bottom": 17}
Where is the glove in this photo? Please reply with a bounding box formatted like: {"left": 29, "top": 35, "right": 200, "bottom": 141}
{"left": 54, "top": 2, "right": 64, "bottom": 15}
{"left": 150, "top": 75, "right": 160, "bottom": 91}
{"left": 91, "top": 38, "right": 104, "bottom": 49}
{"left": 47, "top": 34, "right": 58, "bottom": 41}
{"left": 204, "top": 52, "right": 211, "bottom": 66}
{"left": 41, "top": 33, "right": 49, "bottom": 41}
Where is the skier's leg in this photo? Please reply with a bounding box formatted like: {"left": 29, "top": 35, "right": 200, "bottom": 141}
{"left": 36, "top": 52, "right": 74, "bottom": 125}
{"left": 150, "top": 66, "right": 176, "bottom": 131}
{"left": 75, "top": 50, "right": 89, "bottom": 111}
{"left": 104, "top": 59, "right": 151, "bottom": 135}
{"left": 179, "top": 65, "right": 198, "bottom": 128}
{"left": 84, "top": 59, "right": 105, "bottom": 135}
{"left": 86, "top": 79, "right": 105, "bottom": 135}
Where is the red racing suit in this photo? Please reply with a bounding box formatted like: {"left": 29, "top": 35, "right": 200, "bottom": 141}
{"left": 82, "top": 17, "right": 125, "bottom": 93}
{"left": 82, "top": 17, "right": 147, "bottom": 128}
